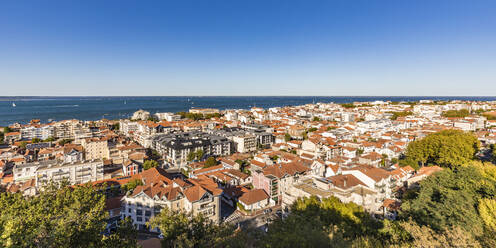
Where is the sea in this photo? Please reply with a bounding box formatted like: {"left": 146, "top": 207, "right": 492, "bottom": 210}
{"left": 0, "top": 96, "right": 495, "bottom": 126}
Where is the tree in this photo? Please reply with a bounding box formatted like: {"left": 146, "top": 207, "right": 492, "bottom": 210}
{"left": 111, "top": 123, "right": 120, "bottom": 131}
{"left": 58, "top": 138, "right": 74, "bottom": 146}
{"left": 121, "top": 179, "right": 143, "bottom": 192}
{"left": 187, "top": 151, "right": 196, "bottom": 162}
{"left": 399, "top": 219, "right": 481, "bottom": 248}
{"left": 205, "top": 157, "right": 217, "bottom": 167}
{"left": 400, "top": 164, "right": 496, "bottom": 237}
{"left": 31, "top": 137, "right": 42, "bottom": 143}
{"left": 312, "top": 117, "right": 321, "bottom": 122}
{"left": 340, "top": 103, "right": 355, "bottom": 109}
{"left": 261, "top": 196, "right": 393, "bottom": 247}
{"left": 284, "top": 133, "right": 291, "bottom": 142}
{"left": 143, "top": 160, "right": 159, "bottom": 170}
{"left": 356, "top": 148, "right": 364, "bottom": 156}
{"left": 187, "top": 149, "right": 204, "bottom": 162}
{"left": 102, "top": 217, "right": 138, "bottom": 248}
{"left": 402, "top": 130, "right": 480, "bottom": 168}
{"left": 196, "top": 149, "right": 204, "bottom": 160}
{"left": 380, "top": 154, "right": 388, "bottom": 167}
{"left": 389, "top": 111, "right": 413, "bottom": 120}
{"left": 3, "top": 126, "right": 12, "bottom": 134}
{"left": 19, "top": 141, "right": 27, "bottom": 149}
{"left": 44, "top": 136, "right": 56, "bottom": 142}
{"left": 0, "top": 183, "right": 137, "bottom": 247}
{"left": 479, "top": 198, "right": 496, "bottom": 232}
{"left": 147, "top": 116, "right": 159, "bottom": 122}
{"left": 262, "top": 213, "right": 331, "bottom": 247}
{"left": 147, "top": 207, "right": 234, "bottom": 248}
{"left": 442, "top": 109, "right": 470, "bottom": 118}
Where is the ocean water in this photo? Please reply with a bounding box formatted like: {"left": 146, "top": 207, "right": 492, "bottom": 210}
{"left": 0, "top": 96, "right": 495, "bottom": 126}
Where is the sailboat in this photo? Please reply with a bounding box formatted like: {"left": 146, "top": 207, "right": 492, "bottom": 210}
{"left": 12, "top": 102, "right": 16, "bottom": 107}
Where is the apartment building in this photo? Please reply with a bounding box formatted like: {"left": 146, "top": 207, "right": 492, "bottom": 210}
{"left": 189, "top": 108, "right": 220, "bottom": 115}
{"left": 20, "top": 125, "right": 55, "bottom": 140}
{"left": 13, "top": 160, "right": 104, "bottom": 186}
{"left": 252, "top": 162, "right": 310, "bottom": 204}
{"left": 119, "top": 120, "right": 139, "bottom": 137}
{"left": 121, "top": 168, "right": 222, "bottom": 231}
{"left": 232, "top": 135, "right": 257, "bottom": 153}
{"left": 155, "top": 112, "right": 181, "bottom": 121}
{"left": 152, "top": 132, "right": 233, "bottom": 168}
{"left": 81, "top": 138, "right": 110, "bottom": 160}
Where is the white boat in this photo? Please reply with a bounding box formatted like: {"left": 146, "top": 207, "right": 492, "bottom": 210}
{"left": 12, "top": 102, "right": 16, "bottom": 107}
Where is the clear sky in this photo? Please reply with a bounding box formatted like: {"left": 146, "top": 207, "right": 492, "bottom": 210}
{"left": 0, "top": 0, "right": 495, "bottom": 96}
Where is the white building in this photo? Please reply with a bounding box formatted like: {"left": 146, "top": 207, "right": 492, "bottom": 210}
{"left": 13, "top": 160, "right": 104, "bottom": 186}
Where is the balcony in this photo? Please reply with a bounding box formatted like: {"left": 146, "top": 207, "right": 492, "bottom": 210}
{"left": 53, "top": 171, "right": 70, "bottom": 176}
{"left": 197, "top": 197, "right": 212, "bottom": 204}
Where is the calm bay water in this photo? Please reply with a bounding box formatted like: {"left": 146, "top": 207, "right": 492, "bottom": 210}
{"left": 0, "top": 96, "right": 495, "bottom": 126}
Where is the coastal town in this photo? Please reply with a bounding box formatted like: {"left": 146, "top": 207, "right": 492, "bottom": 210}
{"left": 1, "top": 99, "right": 496, "bottom": 243}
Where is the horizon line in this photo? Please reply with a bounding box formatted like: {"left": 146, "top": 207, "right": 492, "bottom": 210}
{"left": 0, "top": 95, "right": 495, "bottom": 98}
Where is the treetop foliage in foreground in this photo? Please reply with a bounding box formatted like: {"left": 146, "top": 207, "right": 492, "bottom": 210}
{"left": 400, "top": 161, "right": 496, "bottom": 247}
{"left": 0, "top": 183, "right": 137, "bottom": 248}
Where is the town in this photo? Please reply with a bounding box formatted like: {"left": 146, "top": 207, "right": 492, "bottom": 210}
{"left": 1, "top": 99, "right": 496, "bottom": 245}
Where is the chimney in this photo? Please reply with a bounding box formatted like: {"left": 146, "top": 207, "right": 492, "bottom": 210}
{"left": 343, "top": 177, "right": 347, "bottom": 188}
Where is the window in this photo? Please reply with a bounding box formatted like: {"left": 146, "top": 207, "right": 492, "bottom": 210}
{"left": 136, "top": 210, "right": 143, "bottom": 216}
{"left": 145, "top": 211, "right": 151, "bottom": 217}
{"left": 137, "top": 217, "right": 142, "bottom": 222}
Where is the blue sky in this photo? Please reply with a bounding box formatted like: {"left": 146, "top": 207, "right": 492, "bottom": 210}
{"left": 0, "top": 0, "right": 495, "bottom": 96}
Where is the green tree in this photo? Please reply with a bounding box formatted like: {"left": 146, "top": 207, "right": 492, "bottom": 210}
{"left": 44, "top": 136, "right": 56, "bottom": 142}
{"left": 204, "top": 157, "right": 217, "bottom": 167}
{"left": 196, "top": 149, "right": 204, "bottom": 160}
{"left": 31, "top": 137, "right": 42, "bottom": 143}
{"left": 147, "top": 207, "right": 234, "bottom": 248}
{"left": 400, "top": 165, "right": 496, "bottom": 236}
{"left": 340, "top": 103, "right": 355, "bottom": 108}
{"left": 399, "top": 219, "right": 481, "bottom": 248}
{"left": 19, "top": 141, "right": 27, "bottom": 149}
{"left": 111, "top": 123, "right": 120, "bottom": 131}
{"left": 389, "top": 111, "right": 413, "bottom": 120}
{"left": 0, "top": 183, "right": 137, "bottom": 247}
{"left": 402, "top": 130, "right": 479, "bottom": 168}
{"left": 478, "top": 198, "right": 496, "bottom": 232}
{"left": 187, "top": 149, "right": 204, "bottom": 162}
{"left": 262, "top": 196, "right": 383, "bottom": 247}
{"left": 187, "top": 151, "right": 196, "bottom": 162}
{"left": 284, "top": 133, "right": 291, "bottom": 142}
{"left": 312, "top": 117, "right": 321, "bottom": 121}
{"left": 356, "top": 148, "right": 364, "bottom": 156}
{"left": 3, "top": 126, "right": 12, "bottom": 134}
{"left": 58, "top": 138, "right": 74, "bottom": 146}
{"left": 143, "top": 160, "right": 159, "bottom": 170}
{"left": 442, "top": 109, "right": 470, "bottom": 118}
{"left": 121, "top": 179, "right": 144, "bottom": 192}
{"left": 102, "top": 217, "right": 138, "bottom": 248}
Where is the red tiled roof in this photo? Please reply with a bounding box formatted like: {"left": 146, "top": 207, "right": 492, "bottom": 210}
{"left": 239, "top": 189, "right": 269, "bottom": 205}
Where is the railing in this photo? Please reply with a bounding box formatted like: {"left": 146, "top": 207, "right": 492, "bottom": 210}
{"left": 197, "top": 197, "right": 212, "bottom": 204}
{"left": 199, "top": 204, "right": 214, "bottom": 211}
